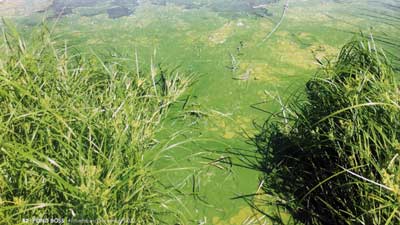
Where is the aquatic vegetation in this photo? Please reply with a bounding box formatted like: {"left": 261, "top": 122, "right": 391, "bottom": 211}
{"left": 0, "top": 23, "right": 191, "bottom": 224}
{"left": 254, "top": 36, "right": 400, "bottom": 224}
{"left": 367, "top": 0, "right": 400, "bottom": 70}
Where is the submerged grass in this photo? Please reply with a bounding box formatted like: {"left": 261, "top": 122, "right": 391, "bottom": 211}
{"left": 254, "top": 36, "right": 400, "bottom": 224}
{"left": 0, "top": 22, "right": 191, "bottom": 224}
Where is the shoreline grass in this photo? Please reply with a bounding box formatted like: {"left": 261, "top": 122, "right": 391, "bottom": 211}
{"left": 0, "top": 22, "right": 191, "bottom": 224}
{"left": 254, "top": 35, "right": 400, "bottom": 224}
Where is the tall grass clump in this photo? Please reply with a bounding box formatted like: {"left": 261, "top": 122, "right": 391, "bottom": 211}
{"left": 254, "top": 36, "right": 400, "bottom": 224}
{"left": 0, "top": 23, "right": 190, "bottom": 224}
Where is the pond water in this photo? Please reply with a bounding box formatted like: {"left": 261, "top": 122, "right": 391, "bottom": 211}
{"left": 1, "top": 0, "right": 398, "bottom": 224}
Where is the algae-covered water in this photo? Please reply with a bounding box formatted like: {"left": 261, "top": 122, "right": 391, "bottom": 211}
{"left": 1, "top": 0, "right": 398, "bottom": 224}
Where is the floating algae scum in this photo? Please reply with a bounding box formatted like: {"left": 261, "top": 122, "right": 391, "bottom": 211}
{"left": 0, "top": 0, "right": 399, "bottom": 224}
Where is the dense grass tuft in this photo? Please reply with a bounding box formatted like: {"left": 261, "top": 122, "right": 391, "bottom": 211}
{"left": 0, "top": 22, "right": 190, "bottom": 224}
{"left": 254, "top": 36, "right": 400, "bottom": 224}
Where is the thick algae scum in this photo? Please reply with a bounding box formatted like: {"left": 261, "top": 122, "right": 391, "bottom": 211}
{"left": 1, "top": 0, "right": 399, "bottom": 224}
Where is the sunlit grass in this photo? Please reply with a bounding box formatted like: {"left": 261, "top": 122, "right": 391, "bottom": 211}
{"left": 0, "top": 21, "right": 191, "bottom": 224}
